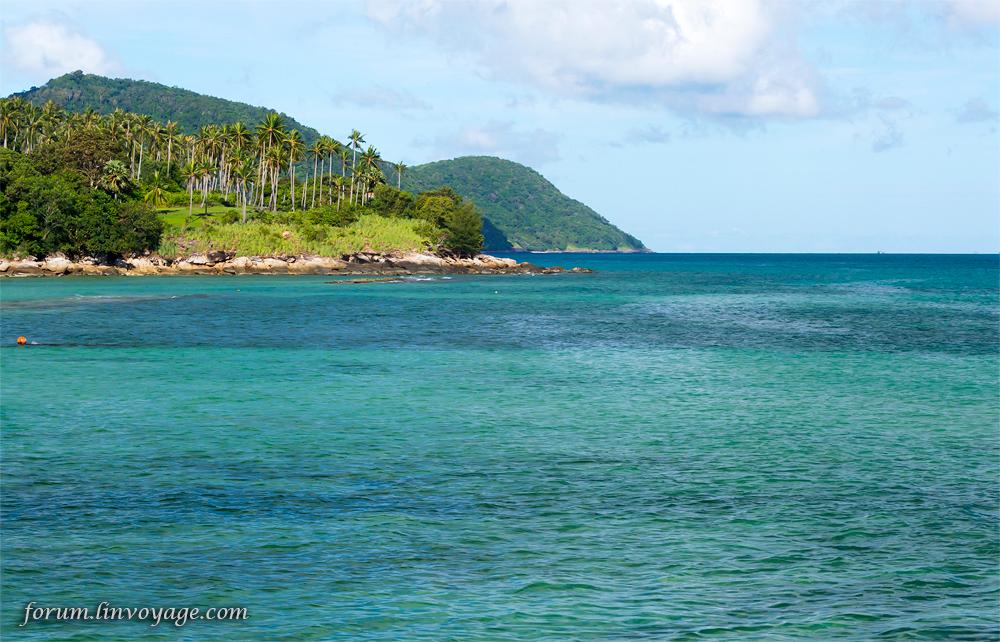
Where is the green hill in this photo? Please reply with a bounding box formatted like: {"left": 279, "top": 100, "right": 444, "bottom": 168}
{"left": 10, "top": 74, "right": 645, "bottom": 252}
{"left": 13, "top": 71, "right": 320, "bottom": 141}
{"left": 402, "top": 157, "right": 645, "bottom": 252}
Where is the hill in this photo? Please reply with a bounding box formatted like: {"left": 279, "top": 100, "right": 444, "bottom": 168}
{"left": 10, "top": 74, "right": 645, "bottom": 252}
{"left": 13, "top": 71, "right": 320, "bottom": 141}
{"left": 402, "top": 157, "right": 645, "bottom": 252}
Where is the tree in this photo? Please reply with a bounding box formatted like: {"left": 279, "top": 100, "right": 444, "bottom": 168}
{"left": 370, "top": 184, "right": 415, "bottom": 218}
{"left": 285, "top": 129, "right": 304, "bottom": 211}
{"left": 143, "top": 170, "right": 167, "bottom": 208}
{"left": 164, "top": 120, "right": 179, "bottom": 174}
{"left": 443, "top": 202, "right": 484, "bottom": 257}
{"left": 181, "top": 161, "right": 198, "bottom": 215}
{"left": 347, "top": 129, "right": 364, "bottom": 204}
{"left": 31, "top": 127, "right": 125, "bottom": 187}
{"left": 308, "top": 140, "right": 323, "bottom": 208}
{"left": 394, "top": 161, "right": 406, "bottom": 189}
{"left": 99, "top": 160, "right": 131, "bottom": 199}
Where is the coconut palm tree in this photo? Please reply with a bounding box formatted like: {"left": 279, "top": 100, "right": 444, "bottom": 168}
{"left": 347, "top": 129, "right": 365, "bottom": 204}
{"left": 308, "top": 140, "right": 324, "bottom": 208}
{"left": 164, "top": 121, "right": 179, "bottom": 174}
{"left": 197, "top": 159, "right": 215, "bottom": 210}
{"left": 390, "top": 162, "right": 404, "bottom": 190}
{"left": 231, "top": 158, "right": 254, "bottom": 224}
{"left": 182, "top": 161, "right": 198, "bottom": 216}
{"left": 285, "top": 129, "right": 304, "bottom": 211}
{"left": 359, "top": 146, "right": 382, "bottom": 205}
{"left": 144, "top": 171, "right": 167, "bottom": 208}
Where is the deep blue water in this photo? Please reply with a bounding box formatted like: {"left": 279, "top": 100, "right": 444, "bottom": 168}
{"left": 1, "top": 253, "right": 998, "bottom": 640}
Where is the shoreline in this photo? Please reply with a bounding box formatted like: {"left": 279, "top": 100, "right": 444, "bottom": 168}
{"left": 0, "top": 252, "right": 593, "bottom": 277}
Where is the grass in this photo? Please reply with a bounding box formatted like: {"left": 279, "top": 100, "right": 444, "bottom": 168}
{"left": 157, "top": 205, "right": 236, "bottom": 229}
{"left": 157, "top": 214, "right": 433, "bottom": 258}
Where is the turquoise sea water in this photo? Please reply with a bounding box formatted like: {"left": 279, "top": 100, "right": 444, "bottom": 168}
{"left": 1, "top": 253, "right": 997, "bottom": 640}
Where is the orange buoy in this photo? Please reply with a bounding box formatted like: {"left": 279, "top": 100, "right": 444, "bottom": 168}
{"left": 16, "top": 336, "right": 27, "bottom": 345}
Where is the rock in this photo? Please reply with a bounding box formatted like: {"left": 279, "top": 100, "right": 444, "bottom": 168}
{"left": 0, "top": 260, "right": 9, "bottom": 273}
{"left": 126, "top": 257, "right": 163, "bottom": 275}
{"left": 174, "top": 260, "right": 219, "bottom": 273}
{"left": 187, "top": 254, "right": 211, "bottom": 266}
{"left": 207, "top": 250, "right": 233, "bottom": 263}
{"left": 281, "top": 230, "right": 292, "bottom": 239}
{"left": 288, "top": 256, "right": 348, "bottom": 274}
{"left": 11, "top": 260, "right": 43, "bottom": 275}
{"left": 220, "top": 256, "right": 253, "bottom": 274}
{"left": 42, "top": 256, "right": 73, "bottom": 274}
{"left": 262, "top": 258, "right": 288, "bottom": 272}
{"left": 570, "top": 267, "right": 594, "bottom": 273}
{"left": 80, "top": 264, "right": 117, "bottom": 275}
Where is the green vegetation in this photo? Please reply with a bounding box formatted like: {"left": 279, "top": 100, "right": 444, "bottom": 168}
{"left": 402, "top": 156, "right": 646, "bottom": 252}
{"left": 0, "top": 99, "right": 484, "bottom": 259}
{"left": 15, "top": 71, "right": 320, "bottom": 141}
{"left": 7, "top": 73, "right": 645, "bottom": 253}
{"left": 162, "top": 215, "right": 430, "bottom": 259}
{"left": 0, "top": 148, "right": 162, "bottom": 257}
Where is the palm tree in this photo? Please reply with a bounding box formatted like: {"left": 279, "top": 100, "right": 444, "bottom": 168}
{"left": 231, "top": 158, "right": 254, "bottom": 224}
{"left": 285, "top": 129, "right": 304, "bottom": 211}
{"left": 394, "top": 161, "right": 407, "bottom": 190}
{"left": 256, "top": 113, "right": 285, "bottom": 208}
{"left": 164, "top": 121, "right": 179, "bottom": 174}
{"left": 197, "top": 159, "right": 215, "bottom": 211}
{"left": 348, "top": 129, "right": 365, "bottom": 204}
{"left": 144, "top": 171, "right": 167, "bottom": 208}
{"left": 308, "top": 140, "right": 324, "bottom": 208}
{"left": 182, "top": 161, "right": 198, "bottom": 216}
{"left": 359, "top": 146, "right": 381, "bottom": 205}
{"left": 100, "top": 160, "right": 130, "bottom": 199}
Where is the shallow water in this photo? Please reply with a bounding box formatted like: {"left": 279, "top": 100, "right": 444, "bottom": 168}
{"left": 1, "top": 253, "right": 997, "bottom": 640}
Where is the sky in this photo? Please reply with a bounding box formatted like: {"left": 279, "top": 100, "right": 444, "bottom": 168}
{"left": 1, "top": 0, "right": 998, "bottom": 253}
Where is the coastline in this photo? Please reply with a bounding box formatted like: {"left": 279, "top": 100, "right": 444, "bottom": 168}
{"left": 0, "top": 252, "right": 593, "bottom": 277}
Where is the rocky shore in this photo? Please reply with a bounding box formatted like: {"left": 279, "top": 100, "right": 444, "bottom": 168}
{"left": 0, "top": 251, "right": 593, "bottom": 277}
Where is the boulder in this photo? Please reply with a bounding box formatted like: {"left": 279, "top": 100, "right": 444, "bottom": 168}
{"left": 262, "top": 258, "right": 289, "bottom": 272}
{"left": 42, "top": 256, "right": 73, "bottom": 274}
{"left": 81, "top": 264, "right": 117, "bottom": 276}
{"left": 207, "top": 250, "right": 234, "bottom": 263}
{"left": 126, "top": 257, "right": 163, "bottom": 275}
{"left": 11, "top": 260, "right": 43, "bottom": 275}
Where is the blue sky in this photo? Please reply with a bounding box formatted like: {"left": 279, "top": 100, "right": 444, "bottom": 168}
{"left": 1, "top": 0, "right": 998, "bottom": 252}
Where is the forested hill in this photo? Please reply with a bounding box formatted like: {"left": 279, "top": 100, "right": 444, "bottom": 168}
{"left": 14, "top": 71, "right": 320, "bottom": 141}
{"left": 10, "top": 73, "right": 646, "bottom": 252}
{"left": 403, "top": 157, "right": 646, "bottom": 252}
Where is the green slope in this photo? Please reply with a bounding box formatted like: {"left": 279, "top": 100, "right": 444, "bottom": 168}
{"left": 402, "top": 156, "right": 646, "bottom": 252}
{"left": 14, "top": 71, "right": 320, "bottom": 141}
{"left": 11, "top": 74, "right": 645, "bottom": 252}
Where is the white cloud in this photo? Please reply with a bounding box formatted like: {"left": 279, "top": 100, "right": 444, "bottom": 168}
{"left": 956, "top": 97, "right": 1000, "bottom": 124}
{"left": 947, "top": 0, "right": 1000, "bottom": 25}
{"left": 3, "top": 21, "right": 120, "bottom": 77}
{"left": 366, "top": 0, "right": 821, "bottom": 119}
{"left": 424, "top": 121, "right": 560, "bottom": 165}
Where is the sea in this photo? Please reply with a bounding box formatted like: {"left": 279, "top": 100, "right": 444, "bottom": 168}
{"left": 1, "top": 253, "right": 997, "bottom": 640}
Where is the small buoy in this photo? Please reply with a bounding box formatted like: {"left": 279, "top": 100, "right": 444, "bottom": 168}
{"left": 16, "top": 336, "right": 27, "bottom": 345}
